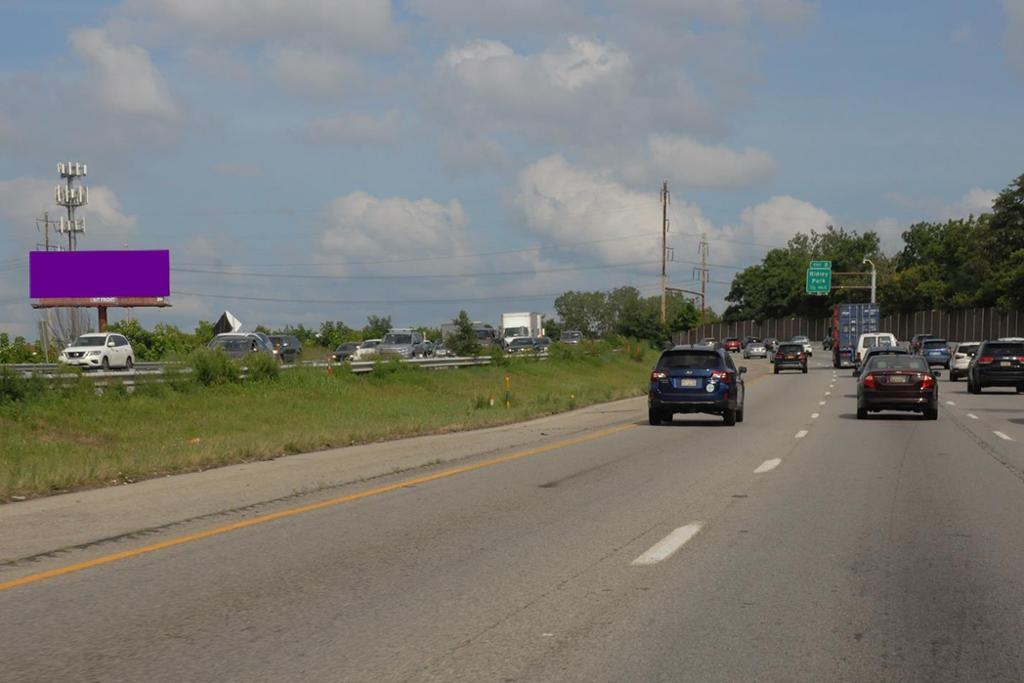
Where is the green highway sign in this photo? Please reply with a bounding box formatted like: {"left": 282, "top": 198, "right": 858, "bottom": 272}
{"left": 809, "top": 260, "right": 832, "bottom": 270}
{"left": 806, "top": 268, "right": 832, "bottom": 294}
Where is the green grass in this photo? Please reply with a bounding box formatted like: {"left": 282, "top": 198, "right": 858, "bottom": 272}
{"left": 0, "top": 345, "right": 655, "bottom": 500}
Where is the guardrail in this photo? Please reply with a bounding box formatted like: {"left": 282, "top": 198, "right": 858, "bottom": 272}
{"left": 1, "top": 354, "right": 544, "bottom": 380}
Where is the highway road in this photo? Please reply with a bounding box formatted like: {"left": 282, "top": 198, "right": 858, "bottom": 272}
{"left": 3, "top": 354, "right": 1024, "bottom": 681}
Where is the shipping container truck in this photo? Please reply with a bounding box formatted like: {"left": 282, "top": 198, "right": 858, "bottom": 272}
{"left": 832, "top": 303, "right": 880, "bottom": 368}
{"left": 500, "top": 312, "right": 544, "bottom": 348}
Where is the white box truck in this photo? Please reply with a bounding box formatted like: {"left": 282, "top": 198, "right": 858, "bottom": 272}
{"left": 500, "top": 312, "right": 544, "bottom": 348}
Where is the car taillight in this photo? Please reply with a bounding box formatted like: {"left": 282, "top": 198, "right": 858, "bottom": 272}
{"left": 863, "top": 373, "right": 877, "bottom": 389}
{"left": 799, "top": 352, "right": 806, "bottom": 360}
{"left": 977, "top": 356, "right": 993, "bottom": 364}
{"left": 711, "top": 370, "right": 731, "bottom": 382}
{"left": 919, "top": 375, "right": 935, "bottom": 390}
{"left": 775, "top": 352, "right": 783, "bottom": 360}
{"left": 855, "top": 351, "right": 861, "bottom": 361}
{"left": 651, "top": 370, "right": 668, "bottom": 380}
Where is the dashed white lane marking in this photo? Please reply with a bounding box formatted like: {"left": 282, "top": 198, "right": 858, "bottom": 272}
{"left": 754, "top": 458, "right": 782, "bottom": 473}
{"left": 967, "top": 413, "right": 979, "bottom": 420}
{"left": 994, "top": 431, "right": 1014, "bottom": 442}
{"left": 819, "top": 401, "right": 827, "bottom": 406}
{"left": 631, "top": 522, "right": 705, "bottom": 566}
{"left": 811, "top": 413, "right": 820, "bottom": 419}
{"left": 795, "top": 430, "right": 809, "bottom": 439}
{"left": 824, "top": 391, "right": 832, "bottom": 396}
{"left": 946, "top": 401, "right": 956, "bottom": 406}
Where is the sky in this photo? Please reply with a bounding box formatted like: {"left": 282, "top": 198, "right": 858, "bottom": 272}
{"left": 1, "top": 0, "right": 1022, "bottom": 338}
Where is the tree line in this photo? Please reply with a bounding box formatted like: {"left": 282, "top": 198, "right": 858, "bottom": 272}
{"left": 723, "top": 172, "right": 1024, "bottom": 322}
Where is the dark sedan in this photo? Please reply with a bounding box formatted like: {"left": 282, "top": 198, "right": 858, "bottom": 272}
{"left": 333, "top": 342, "right": 359, "bottom": 362}
{"left": 857, "top": 355, "right": 938, "bottom": 420}
{"left": 853, "top": 345, "right": 910, "bottom": 377}
{"left": 967, "top": 340, "right": 1024, "bottom": 393}
{"left": 772, "top": 343, "right": 807, "bottom": 374}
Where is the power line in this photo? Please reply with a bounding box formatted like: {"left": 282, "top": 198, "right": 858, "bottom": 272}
{"left": 172, "top": 231, "right": 663, "bottom": 268}
{"left": 171, "top": 283, "right": 664, "bottom": 307}
{"left": 171, "top": 259, "right": 664, "bottom": 281}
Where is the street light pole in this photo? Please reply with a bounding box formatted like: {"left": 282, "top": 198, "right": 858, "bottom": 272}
{"left": 862, "top": 258, "right": 876, "bottom": 304}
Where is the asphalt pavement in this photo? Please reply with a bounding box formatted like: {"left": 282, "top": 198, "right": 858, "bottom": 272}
{"left": 3, "top": 351, "right": 1024, "bottom": 681}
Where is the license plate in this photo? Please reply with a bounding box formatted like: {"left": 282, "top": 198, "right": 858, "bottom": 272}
{"left": 888, "top": 375, "right": 909, "bottom": 384}
{"left": 677, "top": 378, "right": 698, "bottom": 387}
{"left": 1002, "top": 361, "right": 1011, "bottom": 367}
{"left": 786, "top": 355, "right": 797, "bottom": 359}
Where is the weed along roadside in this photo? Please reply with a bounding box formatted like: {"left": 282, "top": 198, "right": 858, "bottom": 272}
{"left": 0, "top": 341, "right": 655, "bottom": 501}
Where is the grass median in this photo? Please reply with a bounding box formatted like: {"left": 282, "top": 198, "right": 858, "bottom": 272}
{"left": 0, "top": 344, "right": 655, "bottom": 501}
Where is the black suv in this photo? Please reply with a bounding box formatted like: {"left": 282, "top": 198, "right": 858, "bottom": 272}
{"left": 268, "top": 334, "right": 303, "bottom": 364}
{"left": 648, "top": 345, "right": 747, "bottom": 426}
{"left": 967, "top": 340, "right": 1024, "bottom": 393}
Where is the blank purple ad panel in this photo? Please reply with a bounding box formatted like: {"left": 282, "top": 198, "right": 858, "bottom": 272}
{"left": 29, "top": 250, "right": 170, "bottom": 299}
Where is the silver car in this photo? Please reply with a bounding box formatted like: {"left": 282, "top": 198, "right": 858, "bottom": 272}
{"left": 377, "top": 329, "right": 425, "bottom": 359}
{"left": 742, "top": 342, "right": 767, "bottom": 359}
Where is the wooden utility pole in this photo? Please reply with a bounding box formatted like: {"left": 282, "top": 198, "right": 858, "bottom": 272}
{"left": 660, "top": 181, "right": 670, "bottom": 325}
{"left": 699, "top": 233, "right": 709, "bottom": 324}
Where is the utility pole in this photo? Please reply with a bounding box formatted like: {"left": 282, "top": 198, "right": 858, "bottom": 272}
{"left": 660, "top": 181, "right": 670, "bottom": 325}
{"left": 35, "top": 211, "right": 59, "bottom": 251}
{"left": 698, "top": 233, "right": 709, "bottom": 324}
{"left": 55, "top": 161, "right": 87, "bottom": 251}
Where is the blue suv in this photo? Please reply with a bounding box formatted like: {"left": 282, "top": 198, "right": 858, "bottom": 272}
{"left": 649, "top": 345, "right": 747, "bottom": 426}
{"left": 919, "top": 338, "right": 951, "bottom": 369}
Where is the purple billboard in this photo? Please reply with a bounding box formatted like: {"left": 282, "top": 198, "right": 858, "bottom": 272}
{"left": 29, "top": 250, "right": 170, "bottom": 299}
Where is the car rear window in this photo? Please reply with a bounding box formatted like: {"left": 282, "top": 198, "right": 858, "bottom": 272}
{"left": 865, "top": 356, "right": 929, "bottom": 372}
{"left": 658, "top": 351, "right": 722, "bottom": 369}
{"left": 778, "top": 344, "right": 802, "bottom": 353}
{"left": 861, "top": 336, "right": 878, "bottom": 347}
{"left": 923, "top": 340, "right": 947, "bottom": 349}
{"left": 982, "top": 342, "right": 1024, "bottom": 356}
{"left": 957, "top": 344, "right": 978, "bottom": 355}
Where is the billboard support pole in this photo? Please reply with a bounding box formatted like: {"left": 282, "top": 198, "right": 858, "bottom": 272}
{"left": 98, "top": 306, "right": 108, "bottom": 333}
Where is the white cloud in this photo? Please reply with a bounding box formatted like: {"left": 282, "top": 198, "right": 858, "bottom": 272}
{"left": 409, "top": 0, "right": 587, "bottom": 36}
{"left": 515, "top": 155, "right": 715, "bottom": 268}
{"left": 267, "top": 48, "right": 361, "bottom": 98}
{"left": 320, "top": 192, "right": 471, "bottom": 269}
{"left": 436, "top": 36, "right": 639, "bottom": 143}
{"left": 735, "top": 195, "right": 833, "bottom": 247}
{"left": 440, "top": 36, "right": 631, "bottom": 97}
{"left": 304, "top": 111, "right": 400, "bottom": 146}
{"left": 622, "top": 134, "right": 776, "bottom": 188}
{"left": 609, "top": 0, "right": 815, "bottom": 25}
{"left": 0, "top": 178, "right": 138, "bottom": 247}
{"left": 1003, "top": 0, "right": 1024, "bottom": 76}
{"left": 944, "top": 187, "right": 997, "bottom": 219}
{"left": 70, "top": 28, "right": 181, "bottom": 124}
{"left": 121, "top": 0, "right": 400, "bottom": 51}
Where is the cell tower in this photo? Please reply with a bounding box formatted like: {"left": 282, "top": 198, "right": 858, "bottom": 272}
{"left": 55, "top": 161, "right": 88, "bottom": 251}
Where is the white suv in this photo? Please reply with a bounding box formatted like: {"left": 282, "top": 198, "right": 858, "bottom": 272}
{"left": 59, "top": 333, "right": 135, "bottom": 371}
{"left": 949, "top": 341, "right": 981, "bottom": 381}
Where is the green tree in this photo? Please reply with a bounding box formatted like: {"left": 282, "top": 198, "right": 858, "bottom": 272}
{"left": 448, "top": 310, "right": 481, "bottom": 356}
{"left": 725, "top": 225, "right": 881, "bottom": 320}
{"left": 362, "top": 315, "right": 392, "bottom": 339}
{"left": 194, "top": 320, "right": 216, "bottom": 345}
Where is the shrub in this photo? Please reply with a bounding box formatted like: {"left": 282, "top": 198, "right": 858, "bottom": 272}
{"left": 245, "top": 352, "right": 281, "bottom": 382}
{"left": 0, "top": 367, "right": 26, "bottom": 402}
{"left": 190, "top": 349, "right": 240, "bottom": 386}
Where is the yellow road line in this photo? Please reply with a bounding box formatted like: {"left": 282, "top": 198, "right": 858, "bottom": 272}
{"left": 0, "top": 422, "right": 637, "bottom": 593}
